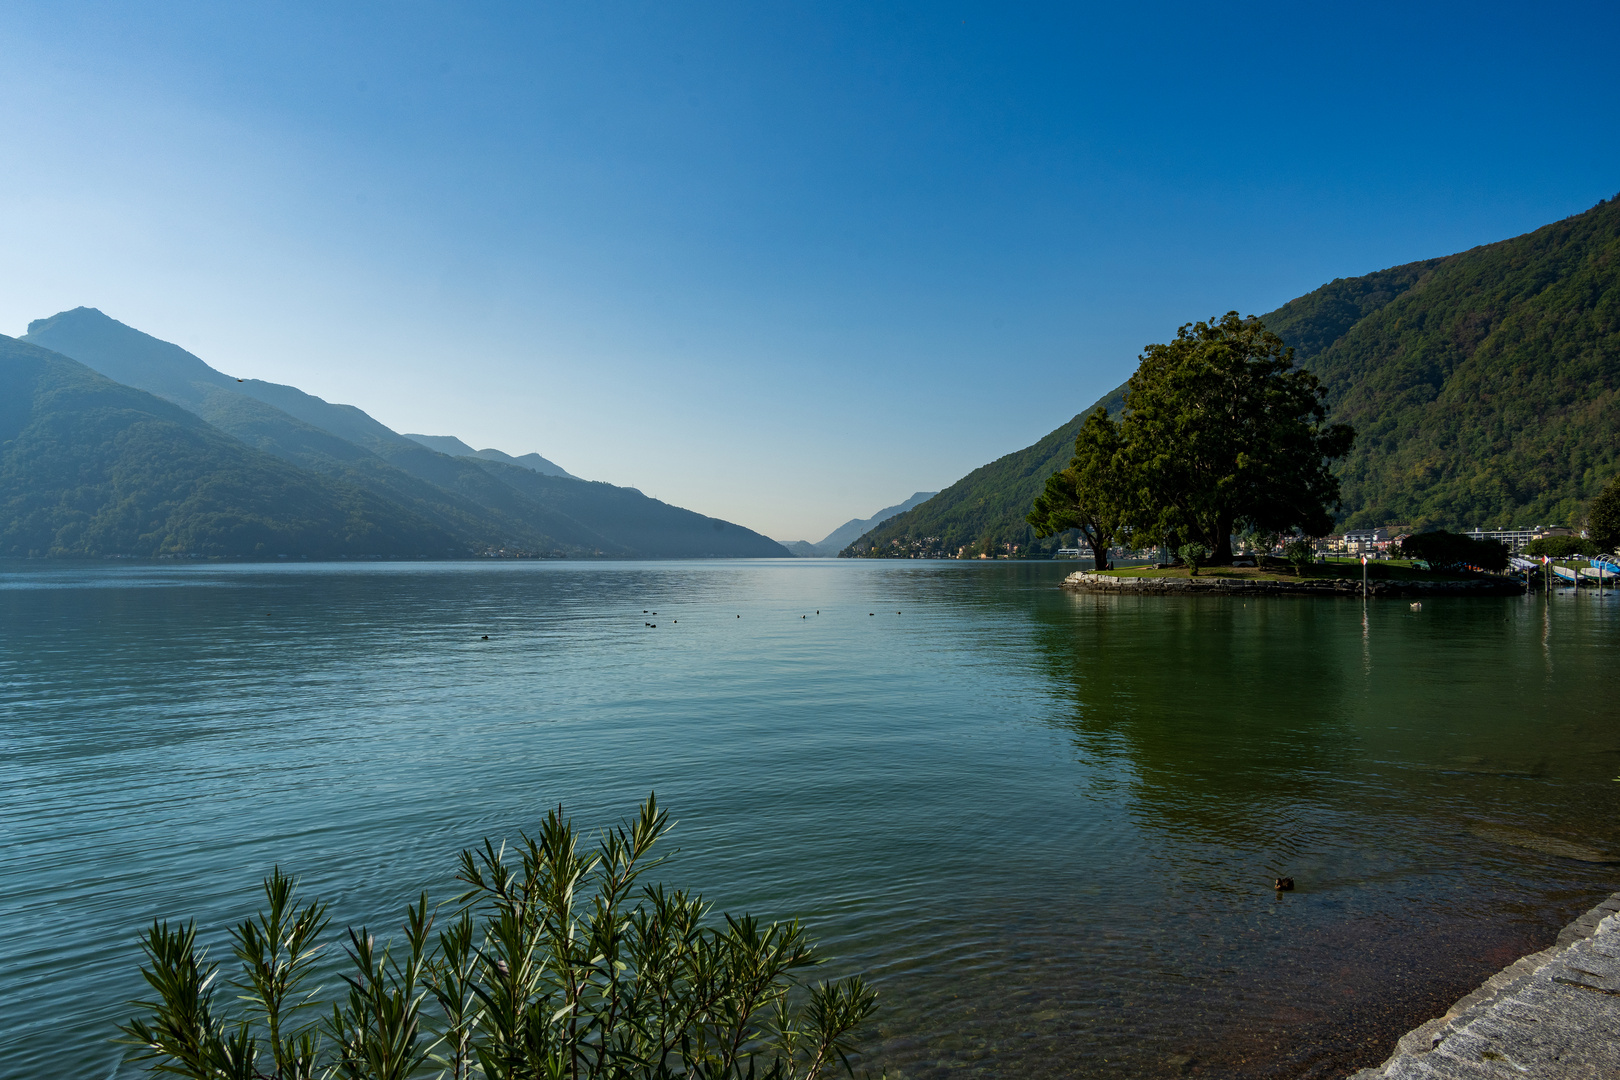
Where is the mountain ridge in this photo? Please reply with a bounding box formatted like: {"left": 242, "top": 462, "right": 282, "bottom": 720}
{"left": 15, "top": 308, "right": 789, "bottom": 559}
{"left": 403, "top": 433, "right": 576, "bottom": 479}
{"left": 0, "top": 336, "right": 462, "bottom": 559}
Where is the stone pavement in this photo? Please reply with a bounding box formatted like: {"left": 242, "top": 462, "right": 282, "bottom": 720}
{"left": 1350, "top": 892, "right": 1620, "bottom": 1078}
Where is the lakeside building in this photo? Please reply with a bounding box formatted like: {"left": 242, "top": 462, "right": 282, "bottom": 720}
{"left": 1464, "top": 526, "right": 1582, "bottom": 552}
{"left": 1315, "top": 524, "right": 1582, "bottom": 557}
{"left": 1325, "top": 526, "right": 1411, "bottom": 555}
{"left": 1465, "top": 526, "right": 1542, "bottom": 551}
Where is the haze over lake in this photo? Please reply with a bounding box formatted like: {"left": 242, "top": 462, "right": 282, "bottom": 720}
{"left": 3, "top": 559, "right": 1617, "bottom": 1079}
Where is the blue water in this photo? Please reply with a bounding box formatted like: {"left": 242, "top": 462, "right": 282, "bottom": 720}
{"left": 2, "top": 559, "right": 1617, "bottom": 1079}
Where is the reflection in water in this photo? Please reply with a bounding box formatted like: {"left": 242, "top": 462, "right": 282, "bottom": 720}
{"left": 0, "top": 562, "right": 1616, "bottom": 1080}
{"left": 1017, "top": 589, "right": 1619, "bottom": 1078}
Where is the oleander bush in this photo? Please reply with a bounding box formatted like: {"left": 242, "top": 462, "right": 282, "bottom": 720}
{"left": 119, "top": 796, "right": 877, "bottom": 1080}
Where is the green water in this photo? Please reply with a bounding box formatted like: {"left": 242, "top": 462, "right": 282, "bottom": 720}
{"left": 1, "top": 559, "right": 1616, "bottom": 1078}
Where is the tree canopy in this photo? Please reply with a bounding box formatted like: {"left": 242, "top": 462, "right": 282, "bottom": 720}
{"left": 1398, "top": 530, "right": 1510, "bottom": 573}
{"left": 1025, "top": 410, "right": 1126, "bottom": 569}
{"left": 1118, "top": 313, "right": 1355, "bottom": 562}
{"left": 1522, "top": 535, "right": 1600, "bottom": 558}
{"left": 1029, "top": 313, "right": 1354, "bottom": 564}
{"left": 1590, "top": 476, "right": 1620, "bottom": 551}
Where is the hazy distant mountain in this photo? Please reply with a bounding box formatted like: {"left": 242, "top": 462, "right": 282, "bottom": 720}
{"left": 470, "top": 461, "right": 789, "bottom": 559}
{"left": 803, "top": 492, "right": 936, "bottom": 555}
{"left": 23, "top": 309, "right": 584, "bottom": 554}
{"left": 18, "top": 307, "right": 790, "bottom": 559}
{"left": 0, "top": 336, "right": 461, "bottom": 558}
{"left": 779, "top": 540, "right": 821, "bottom": 557}
{"left": 404, "top": 433, "right": 577, "bottom": 479}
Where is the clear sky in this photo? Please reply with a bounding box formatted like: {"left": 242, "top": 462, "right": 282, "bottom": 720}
{"left": 1, "top": 2, "right": 1617, "bottom": 541}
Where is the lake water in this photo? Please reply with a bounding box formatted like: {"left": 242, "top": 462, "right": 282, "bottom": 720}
{"left": 3, "top": 559, "right": 1617, "bottom": 1079}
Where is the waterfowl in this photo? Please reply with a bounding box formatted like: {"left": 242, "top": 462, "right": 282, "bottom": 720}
{"left": 1275, "top": 877, "right": 1294, "bottom": 891}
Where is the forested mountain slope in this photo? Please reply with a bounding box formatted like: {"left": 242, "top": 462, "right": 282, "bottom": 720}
{"left": 0, "top": 337, "right": 459, "bottom": 559}
{"left": 1301, "top": 197, "right": 1620, "bottom": 529}
{"left": 851, "top": 195, "right": 1620, "bottom": 555}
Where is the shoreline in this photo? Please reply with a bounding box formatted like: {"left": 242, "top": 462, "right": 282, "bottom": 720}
{"left": 1061, "top": 569, "right": 1526, "bottom": 597}
{"left": 1349, "top": 891, "right": 1620, "bottom": 1078}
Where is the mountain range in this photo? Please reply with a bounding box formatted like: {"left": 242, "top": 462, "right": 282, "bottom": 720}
{"left": 780, "top": 488, "right": 946, "bottom": 557}
{"left": 780, "top": 491, "right": 938, "bottom": 556}
{"left": 4, "top": 308, "right": 789, "bottom": 559}
{"left": 848, "top": 194, "right": 1620, "bottom": 556}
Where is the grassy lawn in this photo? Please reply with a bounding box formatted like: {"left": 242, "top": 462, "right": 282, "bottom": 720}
{"left": 1090, "top": 558, "right": 1481, "bottom": 582}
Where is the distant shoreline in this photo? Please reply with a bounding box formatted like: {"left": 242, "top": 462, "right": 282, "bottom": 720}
{"left": 1061, "top": 569, "right": 1526, "bottom": 597}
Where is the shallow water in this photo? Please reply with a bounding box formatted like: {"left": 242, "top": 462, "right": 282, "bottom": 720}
{"left": 2, "top": 559, "right": 1616, "bottom": 1078}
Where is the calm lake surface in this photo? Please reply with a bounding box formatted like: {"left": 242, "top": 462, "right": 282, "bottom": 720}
{"left": 3, "top": 559, "right": 1617, "bottom": 1079}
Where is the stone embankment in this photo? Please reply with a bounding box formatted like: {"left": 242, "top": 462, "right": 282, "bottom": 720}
{"left": 1349, "top": 892, "right": 1620, "bottom": 1079}
{"left": 1061, "top": 571, "right": 1525, "bottom": 598}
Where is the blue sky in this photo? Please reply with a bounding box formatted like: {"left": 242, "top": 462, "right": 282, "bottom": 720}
{"left": 1, "top": 2, "right": 1617, "bottom": 541}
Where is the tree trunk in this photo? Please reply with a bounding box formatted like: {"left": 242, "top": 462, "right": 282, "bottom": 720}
{"left": 1210, "top": 516, "right": 1234, "bottom": 564}
{"left": 1089, "top": 535, "right": 1110, "bottom": 570}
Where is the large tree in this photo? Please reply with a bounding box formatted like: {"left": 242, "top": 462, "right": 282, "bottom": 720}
{"left": 1590, "top": 475, "right": 1620, "bottom": 552}
{"left": 1027, "top": 409, "right": 1127, "bottom": 569}
{"left": 1118, "top": 312, "right": 1354, "bottom": 563}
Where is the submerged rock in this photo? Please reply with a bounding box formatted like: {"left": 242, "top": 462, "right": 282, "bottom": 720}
{"left": 1469, "top": 823, "right": 1617, "bottom": 863}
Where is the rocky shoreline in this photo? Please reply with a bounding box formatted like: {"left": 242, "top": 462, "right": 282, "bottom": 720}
{"left": 1348, "top": 892, "right": 1620, "bottom": 1078}
{"left": 1061, "top": 570, "right": 1526, "bottom": 598}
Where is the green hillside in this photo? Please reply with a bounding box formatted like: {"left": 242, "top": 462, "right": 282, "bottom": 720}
{"left": 851, "top": 195, "right": 1620, "bottom": 555}
{"left": 0, "top": 337, "right": 462, "bottom": 559}
{"left": 1304, "top": 198, "right": 1620, "bottom": 529}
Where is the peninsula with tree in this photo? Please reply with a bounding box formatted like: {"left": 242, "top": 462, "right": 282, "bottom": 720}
{"left": 1027, "top": 312, "right": 1353, "bottom": 570}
